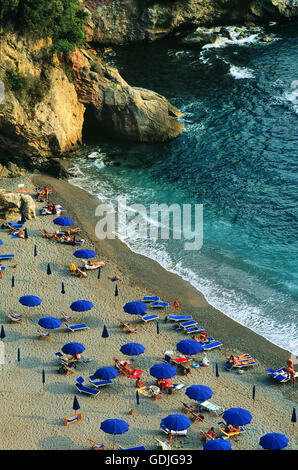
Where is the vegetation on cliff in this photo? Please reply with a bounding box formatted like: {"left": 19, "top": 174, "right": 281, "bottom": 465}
{"left": 0, "top": 0, "right": 88, "bottom": 52}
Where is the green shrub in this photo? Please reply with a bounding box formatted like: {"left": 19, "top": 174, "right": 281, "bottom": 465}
{"left": 0, "top": 0, "right": 88, "bottom": 50}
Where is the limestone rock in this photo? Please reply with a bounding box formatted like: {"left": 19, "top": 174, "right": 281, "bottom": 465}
{"left": 0, "top": 189, "right": 36, "bottom": 221}
{"left": 181, "top": 27, "right": 221, "bottom": 46}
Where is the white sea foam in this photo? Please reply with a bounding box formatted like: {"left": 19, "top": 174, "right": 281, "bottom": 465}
{"left": 229, "top": 65, "right": 255, "bottom": 79}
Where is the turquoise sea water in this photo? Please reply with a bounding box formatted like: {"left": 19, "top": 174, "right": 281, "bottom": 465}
{"left": 69, "top": 23, "right": 298, "bottom": 353}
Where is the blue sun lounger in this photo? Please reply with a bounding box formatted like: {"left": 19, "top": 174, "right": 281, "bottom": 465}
{"left": 75, "top": 377, "right": 100, "bottom": 396}
{"left": 185, "top": 326, "right": 205, "bottom": 334}
{"left": 143, "top": 296, "right": 160, "bottom": 302}
{"left": 0, "top": 254, "right": 14, "bottom": 260}
{"left": 266, "top": 367, "right": 298, "bottom": 383}
{"left": 88, "top": 376, "right": 113, "bottom": 388}
{"left": 179, "top": 320, "right": 198, "bottom": 328}
{"left": 169, "top": 315, "right": 192, "bottom": 322}
{"left": 202, "top": 341, "right": 222, "bottom": 351}
{"left": 65, "top": 321, "right": 88, "bottom": 332}
{"left": 119, "top": 446, "right": 147, "bottom": 450}
{"left": 138, "top": 314, "right": 159, "bottom": 322}
{"left": 151, "top": 301, "right": 169, "bottom": 308}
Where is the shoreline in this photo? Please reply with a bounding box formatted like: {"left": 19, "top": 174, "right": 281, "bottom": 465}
{"left": 32, "top": 172, "right": 291, "bottom": 367}
{"left": 0, "top": 171, "right": 295, "bottom": 450}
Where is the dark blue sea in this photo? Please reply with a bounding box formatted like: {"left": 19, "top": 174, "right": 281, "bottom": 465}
{"left": 69, "top": 23, "right": 298, "bottom": 353}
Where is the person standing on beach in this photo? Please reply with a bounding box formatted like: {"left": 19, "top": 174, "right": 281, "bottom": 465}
{"left": 173, "top": 299, "right": 180, "bottom": 310}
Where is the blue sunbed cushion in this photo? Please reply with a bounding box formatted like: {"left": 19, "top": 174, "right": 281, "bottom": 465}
{"left": 119, "top": 446, "right": 147, "bottom": 450}
{"left": 76, "top": 384, "right": 99, "bottom": 395}
{"left": 169, "top": 315, "right": 192, "bottom": 321}
{"left": 143, "top": 296, "right": 160, "bottom": 302}
{"left": 203, "top": 341, "right": 222, "bottom": 350}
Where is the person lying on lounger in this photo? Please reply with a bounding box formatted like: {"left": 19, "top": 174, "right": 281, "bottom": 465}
{"left": 207, "top": 427, "right": 218, "bottom": 439}
{"left": 225, "top": 424, "right": 240, "bottom": 434}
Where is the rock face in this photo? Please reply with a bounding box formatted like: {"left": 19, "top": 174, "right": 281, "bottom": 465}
{"left": 251, "top": 0, "right": 298, "bottom": 19}
{"left": 0, "top": 33, "right": 85, "bottom": 162}
{"left": 82, "top": 0, "right": 298, "bottom": 45}
{"left": 70, "top": 49, "right": 183, "bottom": 142}
{"left": 0, "top": 32, "right": 183, "bottom": 163}
{"left": 0, "top": 189, "right": 36, "bottom": 221}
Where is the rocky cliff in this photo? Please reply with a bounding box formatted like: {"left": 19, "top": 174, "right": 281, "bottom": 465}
{"left": 0, "top": 0, "right": 297, "bottom": 166}
{"left": 0, "top": 31, "right": 183, "bottom": 166}
{"left": 82, "top": 0, "right": 298, "bottom": 45}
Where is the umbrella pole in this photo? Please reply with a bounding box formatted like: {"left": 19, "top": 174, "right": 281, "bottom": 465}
{"left": 113, "top": 436, "right": 115, "bottom": 450}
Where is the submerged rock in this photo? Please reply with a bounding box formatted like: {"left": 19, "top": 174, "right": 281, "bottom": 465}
{"left": 181, "top": 27, "right": 221, "bottom": 46}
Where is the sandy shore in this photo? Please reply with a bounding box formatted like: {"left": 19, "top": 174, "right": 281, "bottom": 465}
{"left": 0, "top": 172, "right": 296, "bottom": 451}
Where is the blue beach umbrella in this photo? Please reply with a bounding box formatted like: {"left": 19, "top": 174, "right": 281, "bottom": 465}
{"left": 102, "top": 325, "right": 109, "bottom": 339}
{"left": 62, "top": 342, "right": 85, "bottom": 355}
{"left": 47, "top": 263, "right": 52, "bottom": 276}
{"left": 216, "top": 363, "right": 219, "bottom": 378}
{"left": 203, "top": 439, "right": 232, "bottom": 451}
{"left": 223, "top": 408, "right": 252, "bottom": 426}
{"left": 120, "top": 342, "right": 145, "bottom": 367}
{"left": 123, "top": 301, "right": 147, "bottom": 316}
{"left": 73, "top": 395, "right": 80, "bottom": 411}
{"left": 164, "top": 316, "right": 168, "bottom": 324}
{"left": 150, "top": 363, "right": 176, "bottom": 379}
{"left": 24, "top": 228, "right": 29, "bottom": 239}
{"left": 115, "top": 284, "right": 119, "bottom": 297}
{"left": 53, "top": 217, "right": 73, "bottom": 226}
{"left": 162, "top": 414, "right": 191, "bottom": 432}
{"left": 61, "top": 282, "right": 66, "bottom": 295}
{"left": 91, "top": 367, "right": 119, "bottom": 381}
{"left": 19, "top": 295, "right": 42, "bottom": 307}
{"left": 0, "top": 240, "right": 2, "bottom": 245}
{"left": 0, "top": 325, "right": 6, "bottom": 340}
{"left": 120, "top": 342, "right": 145, "bottom": 357}
{"left": 52, "top": 204, "right": 57, "bottom": 215}
{"left": 177, "top": 339, "right": 203, "bottom": 356}
{"left": 185, "top": 385, "right": 213, "bottom": 403}
{"left": 100, "top": 418, "right": 129, "bottom": 449}
{"left": 11, "top": 275, "right": 15, "bottom": 292}
{"left": 136, "top": 390, "right": 140, "bottom": 414}
{"left": 259, "top": 433, "right": 289, "bottom": 450}
{"left": 38, "top": 317, "right": 62, "bottom": 330}
{"left": 34, "top": 245, "right": 37, "bottom": 257}
{"left": 97, "top": 267, "right": 101, "bottom": 280}
{"left": 20, "top": 212, "right": 26, "bottom": 224}
{"left": 74, "top": 249, "right": 96, "bottom": 259}
{"left": 70, "top": 300, "right": 93, "bottom": 312}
